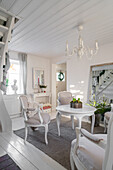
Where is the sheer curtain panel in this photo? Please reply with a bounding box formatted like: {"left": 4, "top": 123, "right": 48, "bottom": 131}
{"left": 18, "top": 53, "right": 27, "bottom": 94}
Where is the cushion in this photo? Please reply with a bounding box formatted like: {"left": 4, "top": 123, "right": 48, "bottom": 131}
{"left": 25, "top": 112, "right": 50, "bottom": 125}
{"left": 105, "top": 112, "right": 113, "bottom": 120}
{"left": 33, "top": 112, "right": 50, "bottom": 124}
{"left": 71, "top": 134, "right": 107, "bottom": 170}
{"left": 25, "top": 118, "right": 40, "bottom": 125}
{"left": 59, "top": 96, "right": 73, "bottom": 105}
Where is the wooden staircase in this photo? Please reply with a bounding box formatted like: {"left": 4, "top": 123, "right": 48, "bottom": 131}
{"left": 0, "top": 9, "right": 18, "bottom": 132}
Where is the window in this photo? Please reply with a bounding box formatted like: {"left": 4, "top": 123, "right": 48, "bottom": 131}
{"left": 6, "top": 59, "right": 21, "bottom": 94}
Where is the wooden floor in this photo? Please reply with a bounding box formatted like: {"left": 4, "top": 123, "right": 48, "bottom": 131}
{"left": 0, "top": 112, "right": 66, "bottom": 170}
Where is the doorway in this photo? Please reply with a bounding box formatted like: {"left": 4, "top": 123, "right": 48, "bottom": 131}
{"left": 56, "top": 63, "right": 67, "bottom": 105}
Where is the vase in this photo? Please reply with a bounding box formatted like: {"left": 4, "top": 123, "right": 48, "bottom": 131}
{"left": 70, "top": 102, "right": 82, "bottom": 108}
{"left": 90, "top": 114, "right": 101, "bottom": 127}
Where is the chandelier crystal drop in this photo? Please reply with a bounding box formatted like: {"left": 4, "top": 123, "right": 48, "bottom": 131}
{"left": 65, "top": 25, "right": 99, "bottom": 58}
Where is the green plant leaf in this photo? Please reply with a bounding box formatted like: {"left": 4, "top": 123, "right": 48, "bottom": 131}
{"left": 73, "top": 98, "right": 76, "bottom": 102}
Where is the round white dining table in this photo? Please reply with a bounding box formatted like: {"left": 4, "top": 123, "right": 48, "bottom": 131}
{"left": 56, "top": 104, "right": 96, "bottom": 136}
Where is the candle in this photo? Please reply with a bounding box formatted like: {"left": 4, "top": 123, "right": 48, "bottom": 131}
{"left": 95, "top": 41, "right": 98, "bottom": 49}
{"left": 66, "top": 41, "right": 69, "bottom": 50}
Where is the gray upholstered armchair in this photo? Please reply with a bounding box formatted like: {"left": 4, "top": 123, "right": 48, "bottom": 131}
{"left": 19, "top": 95, "right": 50, "bottom": 144}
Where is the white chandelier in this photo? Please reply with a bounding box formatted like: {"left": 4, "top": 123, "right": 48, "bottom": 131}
{"left": 65, "top": 25, "right": 99, "bottom": 58}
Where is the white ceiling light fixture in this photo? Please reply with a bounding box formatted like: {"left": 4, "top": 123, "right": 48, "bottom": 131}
{"left": 65, "top": 25, "right": 99, "bottom": 58}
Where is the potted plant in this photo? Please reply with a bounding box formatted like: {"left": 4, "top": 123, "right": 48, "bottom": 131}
{"left": 70, "top": 98, "right": 82, "bottom": 108}
{"left": 88, "top": 99, "right": 111, "bottom": 126}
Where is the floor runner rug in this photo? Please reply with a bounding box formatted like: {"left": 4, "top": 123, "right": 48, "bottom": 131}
{"left": 14, "top": 117, "right": 104, "bottom": 170}
{"left": 0, "top": 154, "right": 21, "bottom": 170}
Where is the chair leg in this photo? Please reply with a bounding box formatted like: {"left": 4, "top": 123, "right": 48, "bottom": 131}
{"left": 70, "top": 152, "right": 75, "bottom": 170}
{"left": 71, "top": 115, "right": 74, "bottom": 130}
{"left": 104, "top": 118, "right": 107, "bottom": 133}
{"left": 56, "top": 112, "right": 61, "bottom": 136}
{"left": 25, "top": 124, "right": 28, "bottom": 143}
{"left": 45, "top": 124, "right": 48, "bottom": 145}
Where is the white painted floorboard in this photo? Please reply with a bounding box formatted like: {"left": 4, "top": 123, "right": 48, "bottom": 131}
{"left": 0, "top": 132, "right": 66, "bottom": 170}
{"left": 0, "top": 111, "right": 66, "bottom": 170}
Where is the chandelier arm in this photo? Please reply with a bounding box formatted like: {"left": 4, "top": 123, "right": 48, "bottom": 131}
{"left": 65, "top": 25, "right": 99, "bottom": 58}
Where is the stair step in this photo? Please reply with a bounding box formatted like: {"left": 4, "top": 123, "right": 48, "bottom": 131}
{"left": 0, "top": 32, "right": 3, "bottom": 37}
{"left": 0, "top": 15, "right": 7, "bottom": 22}
{"left": 0, "top": 24, "right": 8, "bottom": 33}
{"left": 0, "top": 41, "right": 5, "bottom": 47}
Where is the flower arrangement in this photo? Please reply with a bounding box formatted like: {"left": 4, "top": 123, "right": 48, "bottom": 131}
{"left": 87, "top": 95, "right": 111, "bottom": 126}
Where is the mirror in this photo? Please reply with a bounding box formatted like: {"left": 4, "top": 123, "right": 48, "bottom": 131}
{"left": 33, "top": 68, "right": 44, "bottom": 88}
{"left": 89, "top": 63, "right": 113, "bottom": 102}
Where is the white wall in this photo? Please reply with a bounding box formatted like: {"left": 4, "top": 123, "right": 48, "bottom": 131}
{"left": 9, "top": 51, "right": 51, "bottom": 94}
{"left": 51, "top": 42, "right": 113, "bottom": 103}
{"left": 27, "top": 54, "right": 51, "bottom": 94}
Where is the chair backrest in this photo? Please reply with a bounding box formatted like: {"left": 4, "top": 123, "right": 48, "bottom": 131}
{"left": 19, "top": 95, "right": 29, "bottom": 120}
{"left": 58, "top": 91, "right": 73, "bottom": 105}
{"left": 19, "top": 95, "right": 28, "bottom": 110}
{"left": 103, "top": 113, "right": 113, "bottom": 170}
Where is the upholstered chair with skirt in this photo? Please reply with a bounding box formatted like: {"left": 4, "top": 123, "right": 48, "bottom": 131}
{"left": 104, "top": 111, "right": 113, "bottom": 133}
{"left": 70, "top": 113, "right": 113, "bottom": 170}
{"left": 19, "top": 95, "right": 50, "bottom": 144}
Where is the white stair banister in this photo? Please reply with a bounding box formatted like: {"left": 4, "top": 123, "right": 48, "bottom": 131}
{"left": 0, "top": 10, "right": 15, "bottom": 132}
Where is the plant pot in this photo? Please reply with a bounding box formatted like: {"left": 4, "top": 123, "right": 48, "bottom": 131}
{"left": 70, "top": 102, "right": 75, "bottom": 108}
{"left": 90, "top": 114, "right": 101, "bottom": 127}
{"left": 70, "top": 102, "right": 82, "bottom": 108}
{"left": 75, "top": 103, "right": 82, "bottom": 108}
{"left": 95, "top": 114, "right": 101, "bottom": 127}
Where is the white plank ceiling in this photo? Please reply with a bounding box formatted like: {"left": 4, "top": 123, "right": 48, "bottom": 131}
{"left": 0, "top": 0, "right": 113, "bottom": 58}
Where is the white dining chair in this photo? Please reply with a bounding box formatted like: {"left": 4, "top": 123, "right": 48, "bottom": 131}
{"left": 19, "top": 95, "right": 50, "bottom": 144}
{"left": 57, "top": 91, "right": 75, "bottom": 129}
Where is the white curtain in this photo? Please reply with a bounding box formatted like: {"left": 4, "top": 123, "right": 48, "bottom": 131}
{"left": 18, "top": 53, "right": 27, "bottom": 94}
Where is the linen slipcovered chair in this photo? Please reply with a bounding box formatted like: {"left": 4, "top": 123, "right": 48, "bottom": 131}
{"left": 19, "top": 95, "right": 50, "bottom": 144}
{"left": 57, "top": 91, "right": 75, "bottom": 129}
{"left": 104, "top": 111, "right": 113, "bottom": 133}
{"left": 70, "top": 113, "right": 113, "bottom": 170}
{"left": 57, "top": 91, "right": 73, "bottom": 106}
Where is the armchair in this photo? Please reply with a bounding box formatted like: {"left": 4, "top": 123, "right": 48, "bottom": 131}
{"left": 19, "top": 95, "right": 50, "bottom": 144}
{"left": 70, "top": 113, "right": 113, "bottom": 170}
{"left": 104, "top": 111, "right": 113, "bottom": 133}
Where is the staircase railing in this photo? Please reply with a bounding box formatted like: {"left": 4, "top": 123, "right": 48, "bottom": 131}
{"left": 96, "top": 79, "right": 113, "bottom": 97}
